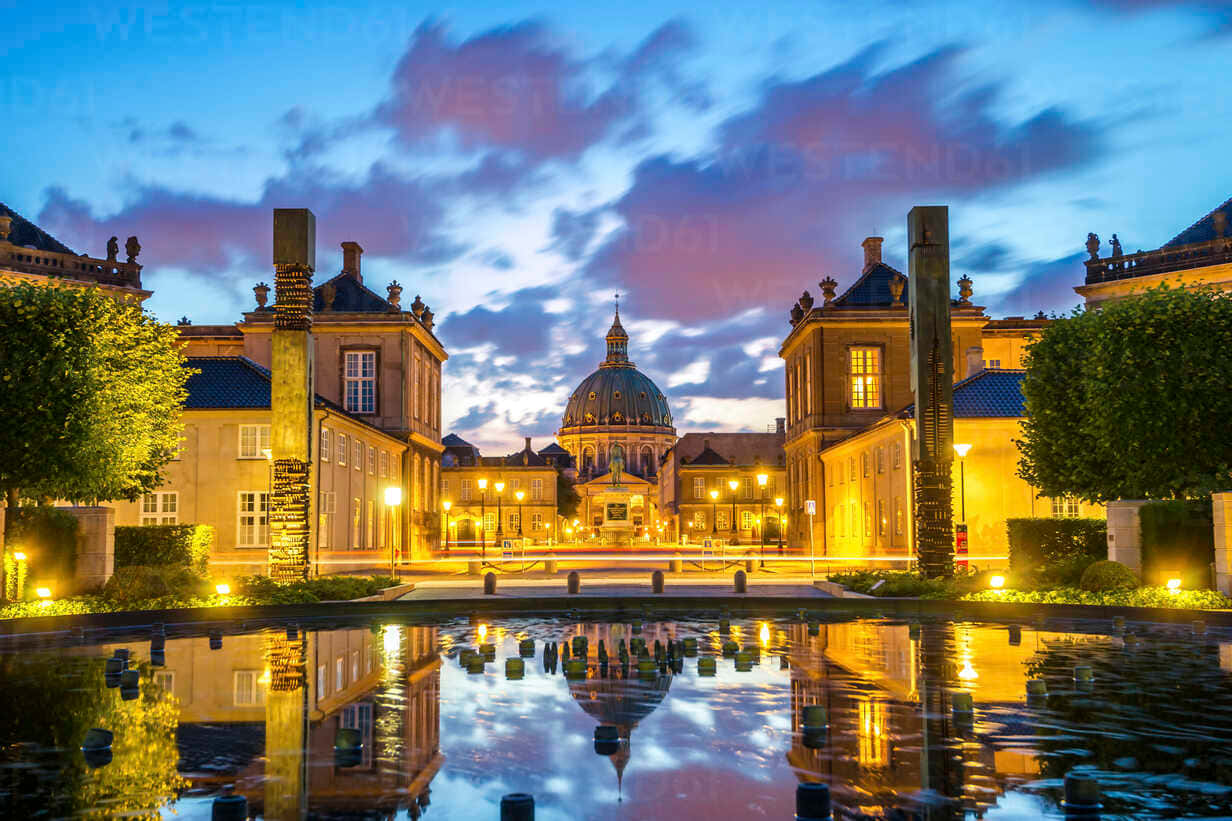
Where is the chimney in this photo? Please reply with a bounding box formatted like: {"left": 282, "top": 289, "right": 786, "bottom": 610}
{"left": 524, "top": 436, "right": 532, "bottom": 452}
{"left": 966, "top": 346, "right": 984, "bottom": 379}
{"left": 862, "top": 236, "right": 883, "bottom": 270}
{"left": 341, "top": 241, "right": 363, "bottom": 283}
{"left": 775, "top": 417, "right": 785, "bottom": 434}
{"left": 702, "top": 438, "right": 710, "bottom": 451}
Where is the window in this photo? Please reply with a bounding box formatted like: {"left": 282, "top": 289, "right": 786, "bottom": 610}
{"left": 154, "top": 670, "right": 175, "bottom": 694}
{"left": 693, "top": 477, "right": 706, "bottom": 499}
{"left": 876, "top": 447, "right": 885, "bottom": 474}
{"left": 320, "top": 428, "right": 330, "bottom": 461}
{"left": 351, "top": 498, "right": 361, "bottom": 547}
{"left": 318, "top": 491, "right": 335, "bottom": 549}
{"left": 850, "top": 504, "right": 858, "bottom": 539}
{"left": 344, "top": 351, "right": 377, "bottom": 414}
{"left": 141, "top": 492, "right": 178, "bottom": 524}
{"left": 233, "top": 670, "right": 264, "bottom": 706}
{"left": 892, "top": 441, "right": 903, "bottom": 470}
{"left": 849, "top": 457, "right": 856, "bottom": 482}
{"left": 379, "top": 450, "right": 389, "bottom": 477}
{"left": 862, "top": 452, "right": 870, "bottom": 477}
{"left": 335, "top": 656, "right": 345, "bottom": 691}
{"left": 239, "top": 424, "right": 271, "bottom": 459}
{"left": 741, "top": 477, "right": 753, "bottom": 498}
{"left": 716, "top": 511, "right": 730, "bottom": 530}
{"left": 849, "top": 346, "right": 883, "bottom": 409}
{"left": 835, "top": 505, "right": 844, "bottom": 538}
{"left": 237, "top": 492, "right": 268, "bottom": 547}
{"left": 863, "top": 502, "right": 872, "bottom": 537}
{"left": 353, "top": 440, "right": 362, "bottom": 471}
{"left": 1051, "top": 496, "right": 1080, "bottom": 518}
{"left": 509, "top": 512, "right": 520, "bottom": 531}
{"left": 894, "top": 497, "right": 904, "bottom": 536}
{"left": 317, "top": 664, "right": 326, "bottom": 696}
{"left": 984, "top": 359, "right": 1002, "bottom": 369}
{"left": 366, "top": 500, "right": 375, "bottom": 547}
{"left": 531, "top": 478, "right": 544, "bottom": 501}
{"left": 337, "top": 434, "right": 347, "bottom": 466}
{"left": 693, "top": 511, "right": 706, "bottom": 529}
{"left": 351, "top": 650, "right": 360, "bottom": 682}
{"left": 741, "top": 511, "right": 754, "bottom": 530}
{"left": 484, "top": 512, "right": 496, "bottom": 532}
{"left": 877, "top": 499, "right": 886, "bottom": 537}
{"left": 461, "top": 479, "right": 473, "bottom": 502}
{"left": 340, "top": 704, "right": 374, "bottom": 766}
{"left": 531, "top": 513, "right": 543, "bottom": 531}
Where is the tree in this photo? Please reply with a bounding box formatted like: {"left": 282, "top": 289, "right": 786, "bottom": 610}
{"left": 557, "top": 472, "right": 581, "bottom": 521}
{"left": 0, "top": 282, "right": 190, "bottom": 504}
{"left": 1017, "top": 285, "right": 1232, "bottom": 503}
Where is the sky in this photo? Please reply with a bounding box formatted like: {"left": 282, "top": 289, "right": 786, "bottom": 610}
{"left": 3, "top": 0, "right": 1231, "bottom": 453}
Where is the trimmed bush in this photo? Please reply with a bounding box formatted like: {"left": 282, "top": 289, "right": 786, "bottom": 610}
{"left": 114, "top": 525, "right": 214, "bottom": 573}
{"left": 1079, "top": 560, "right": 1140, "bottom": 592}
{"left": 1007, "top": 517, "right": 1106, "bottom": 584}
{"left": 1140, "top": 500, "right": 1213, "bottom": 588}
{"left": 5, "top": 505, "right": 79, "bottom": 585}
{"left": 103, "top": 565, "right": 214, "bottom": 603}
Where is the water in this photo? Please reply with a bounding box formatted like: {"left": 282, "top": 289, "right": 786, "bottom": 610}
{"left": 1, "top": 614, "right": 1231, "bottom": 819}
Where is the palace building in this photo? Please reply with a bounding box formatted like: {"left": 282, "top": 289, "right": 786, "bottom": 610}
{"left": 556, "top": 307, "right": 677, "bottom": 542}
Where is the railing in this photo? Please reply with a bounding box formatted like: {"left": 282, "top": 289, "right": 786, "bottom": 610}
{"left": 0, "top": 244, "right": 143, "bottom": 289}
{"left": 1085, "top": 236, "right": 1232, "bottom": 285}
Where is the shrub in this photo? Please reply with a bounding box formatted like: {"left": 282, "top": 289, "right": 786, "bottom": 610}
{"left": 829, "top": 570, "right": 988, "bottom": 599}
{"left": 1079, "top": 560, "right": 1140, "bottom": 592}
{"left": 1139, "top": 500, "right": 1213, "bottom": 588}
{"left": 1007, "top": 517, "right": 1106, "bottom": 584}
{"left": 114, "top": 525, "right": 214, "bottom": 573}
{"left": 963, "top": 585, "right": 1231, "bottom": 610}
{"left": 102, "top": 565, "right": 211, "bottom": 603}
{"left": 5, "top": 505, "right": 79, "bottom": 587}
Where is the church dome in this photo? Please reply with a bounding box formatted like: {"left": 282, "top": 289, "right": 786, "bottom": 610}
{"left": 561, "top": 308, "right": 673, "bottom": 430}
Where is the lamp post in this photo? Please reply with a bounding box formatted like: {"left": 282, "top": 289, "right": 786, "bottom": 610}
{"left": 477, "top": 477, "right": 488, "bottom": 558}
{"left": 774, "top": 497, "right": 784, "bottom": 554}
{"left": 494, "top": 481, "right": 505, "bottom": 544}
{"left": 514, "top": 490, "right": 524, "bottom": 538}
{"left": 727, "top": 478, "right": 739, "bottom": 544}
{"left": 952, "top": 443, "right": 971, "bottom": 522}
{"left": 384, "top": 486, "right": 402, "bottom": 576}
{"left": 709, "top": 488, "right": 719, "bottom": 535}
{"left": 442, "top": 500, "right": 452, "bottom": 553}
{"left": 756, "top": 472, "right": 768, "bottom": 567}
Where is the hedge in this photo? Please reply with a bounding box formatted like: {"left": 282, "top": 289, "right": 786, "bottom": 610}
{"left": 1140, "top": 500, "right": 1213, "bottom": 588}
{"left": 1006, "top": 517, "right": 1106, "bottom": 585}
{"left": 5, "top": 505, "right": 79, "bottom": 587}
{"left": 114, "top": 525, "right": 214, "bottom": 573}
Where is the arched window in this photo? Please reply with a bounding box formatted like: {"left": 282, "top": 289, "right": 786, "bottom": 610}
{"left": 640, "top": 446, "right": 654, "bottom": 476}
{"left": 582, "top": 447, "right": 594, "bottom": 473}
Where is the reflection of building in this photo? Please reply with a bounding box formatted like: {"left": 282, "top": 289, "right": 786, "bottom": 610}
{"left": 557, "top": 309, "right": 677, "bottom": 542}
{"left": 658, "top": 429, "right": 787, "bottom": 545}
{"left": 439, "top": 436, "right": 562, "bottom": 546}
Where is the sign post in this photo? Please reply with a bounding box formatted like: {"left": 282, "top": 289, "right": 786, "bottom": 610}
{"left": 805, "top": 499, "right": 816, "bottom": 577}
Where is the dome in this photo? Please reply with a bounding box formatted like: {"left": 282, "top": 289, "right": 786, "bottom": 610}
{"left": 561, "top": 308, "right": 673, "bottom": 430}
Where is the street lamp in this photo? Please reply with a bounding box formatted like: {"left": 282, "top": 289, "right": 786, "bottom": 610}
{"left": 774, "top": 497, "right": 784, "bottom": 553}
{"left": 384, "top": 486, "right": 402, "bottom": 576}
{"left": 494, "top": 481, "right": 505, "bottom": 543}
{"left": 952, "top": 443, "right": 972, "bottom": 522}
{"left": 709, "top": 488, "right": 719, "bottom": 535}
{"left": 442, "top": 500, "right": 452, "bottom": 553}
{"left": 728, "top": 478, "right": 739, "bottom": 543}
{"left": 514, "top": 489, "right": 525, "bottom": 538}
{"left": 756, "top": 472, "right": 768, "bottom": 567}
{"left": 478, "top": 477, "right": 489, "bottom": 557}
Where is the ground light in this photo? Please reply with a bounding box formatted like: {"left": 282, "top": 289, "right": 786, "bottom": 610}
{"left": 35, "top": 586, "right": 51, "bottom": 599}
{"left": 1167, "top": 578, "right": 1182, "bottom": 594}
{"left": 989, "top": 575, "right": 1006, "bottom": 589}
{"left": 13, "top": 551, "right": 26, "bottom": 561}
{"left": 215, "top": 583, "right": 231, "bottom": 596}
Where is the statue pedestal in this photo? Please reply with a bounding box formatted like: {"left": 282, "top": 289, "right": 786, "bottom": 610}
{"left": 596, "top": 486, "right": 636, "bottom": 547}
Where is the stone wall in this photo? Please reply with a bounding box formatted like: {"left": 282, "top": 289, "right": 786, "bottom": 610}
{"left": 56, "top": 506, "right": 114, "bottom": 592}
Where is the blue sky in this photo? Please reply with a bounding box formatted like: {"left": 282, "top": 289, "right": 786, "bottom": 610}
{"left": 3, "top": 0, "right": 1230, "bottom": 452}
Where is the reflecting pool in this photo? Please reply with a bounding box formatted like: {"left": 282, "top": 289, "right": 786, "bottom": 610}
{"left": 1, "top": 614, "right": 1231, "bottom": 818}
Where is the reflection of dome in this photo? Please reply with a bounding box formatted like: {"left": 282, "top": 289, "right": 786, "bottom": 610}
{"left": 561, "top": 309, "right": 673, "bottom": 430}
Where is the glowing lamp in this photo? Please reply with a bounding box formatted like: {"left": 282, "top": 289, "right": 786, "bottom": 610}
{"left": 953, "top": 443, "right": 972, "bottom": 458}
{"left": 35, "top": 587, "right": 52, "bottom": 599}
{"left": 709, "top": 489, "right": 719, "bottom": 501}
{"left": 494, "top": 481, "right": 505, "bottom": 493}
{"left": 757, "top": 473, "right": 768, "bottom": 487}
{"left": 443, "top": 500, "right": 452, "bottom": 512}
{"left": 774, "top": 497, "right": 783, "bottom": 508}
{"left": 989, "top": 575, "right": 1006, "bottom": 589}
{"left": 478, "top": 478, "right": 488, "bottom": 491}
{"left": 478, "top": 623, "right": 488, "bottom": 642}
{"left": 515, "top": 490, "right": 524, "bottom": 502}
{"left": 13, "top": 551, "right": 26, "bottom": 561}
{"left": 759, "top": 622, "right": 771, "bottom": 647}
{"left": 728, "top": 479, "right": 739, "bottom": 491}
{"left": 262, "top": 447, "right": 273, "bottom": 461}
{"left": 958, "top": 660, "right": 979, "bottom": 681}
{"left": 215, "top": 583, "right": 231, "bottom": 596}
{"left": 384, "top": 486, "right": 402, "bottom": 506}
{"left": 1167, "top": 578, "right": 1182, "bottom": 592}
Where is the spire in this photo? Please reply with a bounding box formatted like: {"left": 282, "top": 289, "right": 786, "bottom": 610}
{"left": 602, "top": 293, "right": 633, "bottom": 368}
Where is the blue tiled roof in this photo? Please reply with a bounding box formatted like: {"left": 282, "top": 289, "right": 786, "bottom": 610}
{"left": 901, "top": 369, "right": 1026, "bottom": 418}
{"left": 1163, "top": 195, "right": 1232, "bottom": 248}
{"left": 314, "top": 274, "right": 393, "bottom": 313}
{"left": 184, "top": 357, "right": 272, "bottom": 409}
{"left": 0, "top": 202, "right": 76, "bottom": 255}
{"left": 832, "top": 262, "right": 908, "bottom": 307}
{"left": 442, "top": 433, "right": 473, "bottom": 448}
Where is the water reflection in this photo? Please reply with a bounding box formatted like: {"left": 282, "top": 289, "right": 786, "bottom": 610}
{"left": 4, "top": 616, "right": 1232, "bottom": 817}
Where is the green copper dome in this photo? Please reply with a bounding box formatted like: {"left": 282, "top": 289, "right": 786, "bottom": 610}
{"left": 561, "top": 309, "right": 673, "bottom": 430}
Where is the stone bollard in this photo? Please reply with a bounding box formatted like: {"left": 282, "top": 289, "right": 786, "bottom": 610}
{"left": 682, "top": 637, "right": 698, "bottom": 656}
{"left": 594, "top": 725, "right": 619, "bottom": 756}
{"left": 735, "top": 650, "right": 753, "bottom": 671}
{"left": 467, "top": 655, "right": 486, "bottom": 675}
{"left": 671, "top": 553, "right": 683, "bottom": 573}
{"left": 567, "top": 571, "right": 580, "bottom": 594}
{"left": 734, "top": 570, "right": 747, "bottom": 593}
{"left": 1074, "top": 666, "right": 1094, "bottom": 684}
{"left": 697, "top": 656, "right": 717, "bottom": 676}
{"left": 1064, "top": 772, "right": 1101, "bottom": 818}
{"left": 796, "top": 782, "right": 832, "bottom": 820}
{"left": 209, "top": 631, "right": 223, "bottom": 651}
{"left": 746, "top": 558, "right": 756, "bottom": 574}
{"left": 652, "top": 570, "right": 664, "bottom": 594}
{"left": 483, "top": 572, "right": 496, "bottom": 594}
{"left": 211, "top": 791, "right": 249, "bottom": 821}
{"left": 500, "top": 793, "right": 535, "bottom": 821}
{"left": 1007, "top": 625, "right": 1022, "bottom": 646}
{"left": 545, "top": 554, "right": 558, "bottom": 575}
{"left": 334, "top": 728, "right": 364, "bottom": 768}
{"left": 722, "top": 639, "right": 739, "bottom": 657}
{"left": 519, "top": 638, "right": 535, "bottom": 657}
{"left": 120, "top": 669, "right": 139, "bottom": 701}
{"left": 1027, "top": 679, "right": 1048, "bottom": 704}
{"left": 104, "top": 656, "right": 125, "bottom": 688}
{"left": 469, "top": 560, "right": 482, "bottom": 576}
{"left": 82, "top": 728, "right": 113, "bottom": 769}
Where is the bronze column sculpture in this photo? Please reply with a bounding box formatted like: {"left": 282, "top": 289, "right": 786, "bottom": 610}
{"left": 269, "top": 208, "right": 315, "bottom": 582}
{"left": 908, "top": 206, "right": 955, "bottom": 578}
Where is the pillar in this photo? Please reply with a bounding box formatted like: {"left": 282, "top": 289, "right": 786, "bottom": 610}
{"left": 269, "top": 209, "right": 315, "bottom": 582}
{"left": 264, "top": 633, "right": 308, "bottom": 820}
{"left": 908, "top": 206, "right": 955, "bottom": 578}
{"left": 1106, "top": 500, "right": 1146, "bottom": 576}
{"left": 57, "top": 506, "right": 115, "bottom": 592}
{"left": 1212, "top": 492, "right": 1232, "bottom": 594}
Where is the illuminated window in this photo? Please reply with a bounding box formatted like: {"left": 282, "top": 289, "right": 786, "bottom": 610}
{"left": 531, "top": 513, "right": 543, "bottom": 531}
{"left": 141, "top": 492, "right": 178, "bottom": 525}
{"left": 461, "top": 479, "right": 473, "bottom": 502}
{"left": 233, "top": 670, "right": 265, "bottom": 706}
{"left": 344, "top": 351, "right": 377, "bottom": 414}
{"left": 335, "top": 656, "right": 345, "bottom": 690}
{"left": 237, "top": 492, "right": 268, "bottom": 547}
{"left": 509, "top": 512, "right": 520, "bottom": 531}
{"left": 368, "top": 446, "right": 376, "bottom": 475}
{"left": 716, "top": 511, "right": 730, "bottom": 530}
{"left": 354, "top": 440, "right": 362, "bottom": 471}
{"left": 857, "top": 699, "right": 889, "bottom": 768}
{"left": 153, "top": 670, "right": 175, "bottom": 693}
{"left": 366, "top": 500, "right": 375, "bottom": 547}
{"left": 379, "top": 450, "right": 388, "bottom": 477}
{"left": 862, "top": 452, "right": 870, "bottom": 477}
{"left": 320, "top": 428, "right": 330, "bottom": 461}
{"left": 849, "top": 346, "right": 883, "bottom": 409}
{"left": 741, "top": 511, "right": 754, "bottom": 530}
{"left": 876, "top": 447, "right": 885, "bottom": 474}
{"left": 835, "top": 506, "right": 843, "bottom": 537}
{"left": 484, "top": 512, "right": 496, "bottom": 532}
{"left": 337, "top": 434, "right": 347, "bottom": 466}
{"left": 351, "top": 498, "right": 361, "bottom": 547}
{"left": 693, "top": 477, "right": 705, "bottom": 499}
{"left": 894, "top": 496, "right": 904, "bottom": 536}
{"left": 741, "top": 477, "right": 752, "bottom": 498}
{"left": 877, "top": 499, "right": 886, "bottom": 537}
{"left": 531, "top": 478, "right": 544, "bottom": 501}
{"left": 892, "top": 441, "right": 903, "bottom": 470}
{"left": 318, "top": 491, "right": 335, "bottom": 549}
{"left": 849, "top": 457, "right": 856, "bottom": 482}
{"left": 238, "top": 424, "right": 270, "bottom": 459}
{"left": 863, "top": 501, "right": 871, "bottom": 537}
{"left": 1051, "top": 496, "right": 1080, "bottom": 518}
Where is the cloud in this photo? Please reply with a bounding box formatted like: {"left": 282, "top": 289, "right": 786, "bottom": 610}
{"left": 438, "top": 284, "right": 561, "bottom": 359}
{"left": 585, "top": 44, "right": 1103, "bottom": 324}
{"left": 549, "top": 206, "right": 601, "bottom": 260}
{"left": 990, "top": 252, "right": 1087, "bottom": 316}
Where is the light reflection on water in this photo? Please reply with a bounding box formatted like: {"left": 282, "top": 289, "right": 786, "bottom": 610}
{"left": 1, "top": 615, "right": 1231, "bottom": 818}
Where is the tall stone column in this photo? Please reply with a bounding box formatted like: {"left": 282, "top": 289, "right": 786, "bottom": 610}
{"left": 264, "top": 633, "right": 308, "bottom": 820}
{"left": 269, "top": 209, "right": 315, "bottom": 582}
{"left": 1212, "top": 492, "right": 1232, "bottom": 595}
{"left": 908, "top": 206, "right": 955, "bottom": 578}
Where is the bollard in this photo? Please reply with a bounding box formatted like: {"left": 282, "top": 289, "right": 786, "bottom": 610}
{"left": 598, "top": 640, "right": 608, "bottom": 662}
{"left": 211, "top": 792, "right": 249, "bottom": 821}
{"left": 506, "top": 658, "right": 525, "bottom": 680}
{"left": 467, "top": 655, "right": 486, "bottom": 675}
{"left": 519, "top": 638, "right": 535, "bottom": 658}
{"left": 1193, "top": 619, "right": 1207, "bottom": 635}
{"left": 561, "top": 642, "right": 571, "bottom": 662}
{"left": 82, "top": 728, "right": 114, "bottom": 769}
{"left": 722, "top": 639, "right": 739, "bottom": 657}
{"left": 652, "top": 570, "right": 664, "bottom": 594}
{"left": 480, "top": 643, "right": 496, "bottom": 661}
{"left": 120, "top": 669, "right": 140, "bottom": 701}
{"left": 1112, "top": 615, "right": 1125, "bottom": 632}
{"left": 1007, "top": 624, "right": 1022, "bottom": 646}
{"left": 113, "top": 648, "right": 130, "bottom": 663}
{"left": 796, "top": 783, "right": 831, "bottom": 820}
{"left": 952, "top": 691, "right": 974, "bottom": 715}
{"left": 209, "top": 631, "right": 223, "bottom": 650}
{"left": 671, "top": 553, "right": 683, "bottom": 573}
{"left": 151, "top": 648, "right": 166, "bottom": 668}
{"left": 104, "top": 656, "right": 125, "bottom": 688}
{"left": 468, "top": 560, "right": 482, "bottom": 576}
{"left": 501, "top": 793, "right": 535, "bottom": 821}
{"left": 682, "top": 637, "right": 698, "bottom": 656}
{"left": 1063, "top": 772, "right": 1101, "bottom": 818}
{"left": 566, "top": 658, "right": 588, "bottom": 679}
{"left": 571, "top": 635, "right": 588, "bottom": 656}
{"left": 286, "top": 626, "right": 298, "bottom": 641}
{"left": 734, "top": 570, "right": 747, "bottom": 594}
{"left": 484, "top": 572, "right": 497, "bottom": 595}
{"left": 734, "top": 650, "right": 753, "bottom": 671}
{"left": 545, "top": 554, "right": 558, "bottom": 574}
{"left": 594, "top": 725, "right": 619, "bottom": 756}
{"left": 334, "top": 728, "right": 364, "bottom": 768}
{"left": 802, "top": 705, "right": 827, "bottom": 732}
{"left": 698, "top": 656, "right": 717, "bottom": 676}
{"left": 567, "top": 571, "right": 580, "bottom": 594}
{"left": 1073, "top": 666, "right": 1094, "bottom": 684}
{"left": 1026, "top": 679, "right": 1048, "bottom": 702}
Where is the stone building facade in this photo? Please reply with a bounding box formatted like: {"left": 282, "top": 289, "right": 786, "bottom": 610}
{"left": 439, "top": 436, "right": 561, "bottom": 547}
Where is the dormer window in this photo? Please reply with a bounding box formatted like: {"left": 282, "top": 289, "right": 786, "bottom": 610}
{"left": 588, "top": 391, "right": 597, "bottom": 400}
{"left": 613, "top": 391, "right": 621, "bottom": 399}
{"left": 613, "top": 412, "right": 624, "bottom": 423}
{"left": 585, "top": 413, "right": 596, "bottom": 423}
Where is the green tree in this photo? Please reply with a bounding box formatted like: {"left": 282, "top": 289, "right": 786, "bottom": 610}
{"left": 0, "top": 282, "right": 190, "bottom": 504}
{"left": 1017, "top": 285, "right": 1232, "bottom": 503}
{"left": 557, "top": 472, "right": 581, "bottom": 520}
